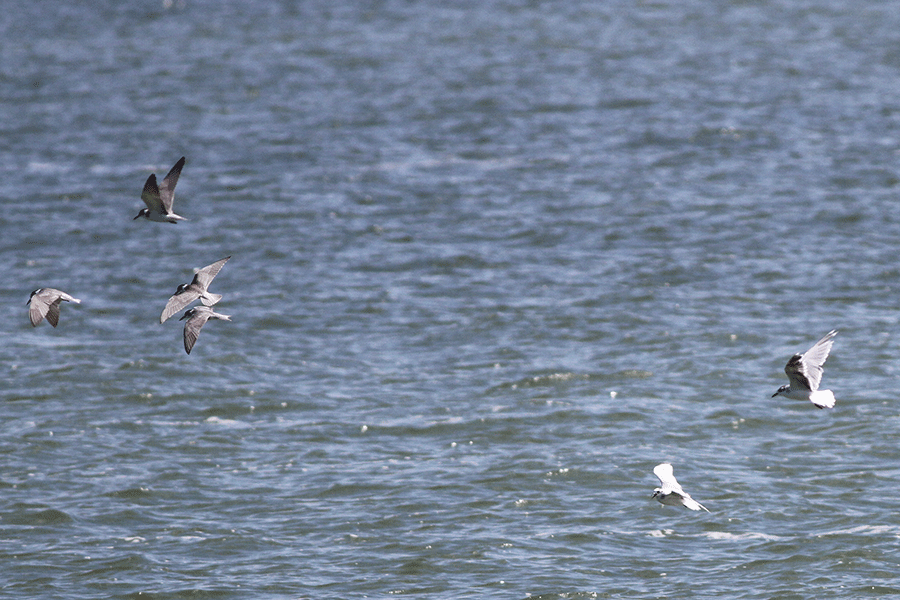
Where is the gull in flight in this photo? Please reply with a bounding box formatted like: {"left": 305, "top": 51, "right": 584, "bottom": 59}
{"left": 160, "top": 256, "right": 231, "bottom": 323}
{"left": 27, "top": 288, "right": 81, "bottom": 327}
{"left": 651, "top": 463, "right": 709, "bottom": 512}
{"left": 772, "top": 330, "right": 837, "bottom": 409}
{"left": 179, "top": 306, "right": 231, "bottom": 354}
{"left": 134, "top": 156, "right": 187, "bottom": 223}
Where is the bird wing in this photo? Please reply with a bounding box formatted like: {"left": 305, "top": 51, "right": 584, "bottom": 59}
{"left": 183, "top": 310, "right": 211, "bottom": 354}
{"left": 140, "top": 174, "right": 163, "bottom": 212}
{"left": 29, "top": 293, "right": 51, "bottom": 326}
{"left": 787, "top": 330, "right": 837, "bottom": 392}
{"left": 157, "top": 156, "right": 185, "bottom": 214}
{"left": 160, "top": 289, "right": 201, "bottom": 323}
{"left": 682, "top": 496, "right": 710, "bottom": 512}
{"left": 45, "top": 300, "right": 61, "bottom": 327}
{"left": 653, "top": 463, "right": 685, "bottom": 495}
{"left": 193, "top": 256, "right": 230, "bottom": 291}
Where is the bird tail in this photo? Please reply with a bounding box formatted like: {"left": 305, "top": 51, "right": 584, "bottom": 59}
{"left": 810, "top": 389, "right": 835, "bottom": 409}
{"left": 200, "top": 293, "right": 222, "bottom": 306}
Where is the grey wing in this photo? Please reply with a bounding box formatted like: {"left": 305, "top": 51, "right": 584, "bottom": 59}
{"left": 141, "top": 174, "right": 163, "bottom": 212}
{"left": 29, "top": 295, "right": 50, "bottom": 326}
{"left": 158, "top": 157, "right": 185, "bottom": 213}
{"left": 161, "top": 289, "right": 201, "bottom": 323}
{"left": 45, "top": 300, "right": 61, "bottom": 327}
{"left": 796, "top": 330, "right": 837, "bottom": 392}
{"left": 183, "top": 311, "right": 211, "bottom": 354}
{"left": 784, "top": 353, "right": 813, "bottom": 391}
{"left": 193, "top": 256, "right": 230, "bottom": 290}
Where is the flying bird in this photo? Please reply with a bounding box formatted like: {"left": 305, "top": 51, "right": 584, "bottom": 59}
{"left": 651, "top": 463, "right": 709, "bottom": 512}
{"left": 772, "top": 330, "right": 838, "bottom": 409}
{"left": 134, "top": 156, "right": 187, "bottom": 223}
{"left": 27, "top": 288, "right": 81, "bottom": 327}
{"left": 160, "top": 256, "right": 231, "bottom": 323}
{"left": 179, "top": 306, "right": 231, "bottom": 354}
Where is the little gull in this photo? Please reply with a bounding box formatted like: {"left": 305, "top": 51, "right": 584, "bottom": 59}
{"left": 651, "top": 463, "right": 709, "bottom": 512}
{"left": 134, "top": 156, "right": 187, "bottom": 223}
{"left": 28, "top": 288, "right": 81, "bottom": 327}
{"left": 772, "top": 330, "right": 837, "bottom": 409}
{"left": 179, "top": 306, "right": 231, "bottom": 354}
{"left": 160, "top": 256, "right": 231, "bottom": 323}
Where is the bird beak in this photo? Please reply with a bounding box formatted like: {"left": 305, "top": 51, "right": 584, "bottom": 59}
{"left": 771, "top": 392, "right": 778, "bottom": 397}
{"left": 133, "top": 213, "right": 141, "bottom": 220}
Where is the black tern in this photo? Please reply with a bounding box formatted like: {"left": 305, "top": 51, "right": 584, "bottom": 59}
{"left": 160, "top": 256, "right": 231, "bottom": 323}
{"left": 651, "top": 463, "right": 709, "bottom": 512}
{"left": 772, "top": 330, "right": 837, "bottom": 409}
{"left": 28, "top": 288, "right": 81, "bottom": 327}
{"left": 134, "top": 156, "right": 187, "bottom": 223}
{"left": 179, "top": 306, "right": 231, "bottom": 354}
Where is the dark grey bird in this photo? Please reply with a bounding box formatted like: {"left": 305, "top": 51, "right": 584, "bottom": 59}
{"left": 28, "top": 288, "right": 81, "bottom": 327}
{"left": 134, "top": 156, "right": 187, "bottom": 223}
{"left": 179, "top": 306, "right": 231, "bottom": 354}
{"left": 160, "top": 256, "right": 231, "bottom": 323}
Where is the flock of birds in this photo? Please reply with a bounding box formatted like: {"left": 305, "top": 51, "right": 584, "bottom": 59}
{"left": 24, "top": 156, "right": 843, "bottom": 507}
{"left": 26, "top": 157, "right": 231, "bottom": 355}
{"left": 651, "top": 329, "right": 839, "bottom": 511}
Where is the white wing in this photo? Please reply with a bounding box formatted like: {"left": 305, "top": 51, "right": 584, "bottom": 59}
{"left": 653, "top": 463, "right": 685, "bottom": 495}
{"left": 786, "top": 330, "right": 837, "bottom": 392}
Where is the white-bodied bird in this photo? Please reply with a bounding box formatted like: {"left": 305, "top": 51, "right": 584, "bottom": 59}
{"left": 772, "top": 330, "right": 838, "bottom": 409}
{"left": 651, "top": 463, "right": 709, "bottom": 512}
{"left": 160, "top": 256, "right": 231, "bottom": 323}
{"left": 134, "top": 156, "right": 187, "bottom": 223}
{"left": 179, "top": 306, "right": 231, "bottom": 355}
{"left": 27, "top": 288, "right": 81, "bottom": 327}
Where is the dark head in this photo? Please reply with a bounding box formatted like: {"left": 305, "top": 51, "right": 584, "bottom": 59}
{"left": 772, "top": 384, "right": 789, "bottom": 398}
{"left": 134, "top": 208, "right": 149, "bottom": 220}
{"left": 179, "top": 308, "right": 197, "bottom": 321}
{"left": 27, "top": 289, "right": 42, "bottom": 304}
{"left": 174, "top": 283, "right": 190, "bottom": 295}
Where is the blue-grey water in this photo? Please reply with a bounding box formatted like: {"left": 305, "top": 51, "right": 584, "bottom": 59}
{"left": 3, "top": 1, "right": 900, "bottom": 598}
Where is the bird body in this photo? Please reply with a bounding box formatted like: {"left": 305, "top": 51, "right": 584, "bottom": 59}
{"left": 651, "top": 463, "right": 709, "bottom": 512}
{"left": 134, "top": 156, "right": 187, "bottom": 223}
{"left": 28, "top": 288, "right": 81, "bottom": 327}
{"left": 772, "top": 330, "right": 838, "bottom": 409}
{"left": 179, "top": 306, "right": 231, "bottom": 354}
{"left": 160, "top": 256, "right": 231, "bottom": 323}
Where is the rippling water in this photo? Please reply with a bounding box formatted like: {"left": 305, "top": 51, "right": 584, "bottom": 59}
{"left": 4, "top": 1, "right": 900, "bottom": 598}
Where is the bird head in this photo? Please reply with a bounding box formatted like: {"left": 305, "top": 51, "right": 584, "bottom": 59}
{"left": 179, "top": 308, "right": 197, "bottom": 321}
{"left": 134, "top": 208, "right": 149, "bottom": 220}
{"left": 772, "top": 384, "right": 790, "bottom": 398}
